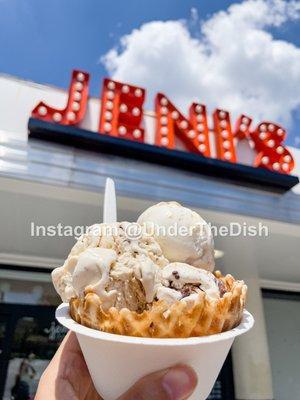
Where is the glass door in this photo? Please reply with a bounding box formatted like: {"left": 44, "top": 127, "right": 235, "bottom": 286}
{"left": 0, "top": 304, "right": 67, "bottom": 400}
{"left": 208, "top": 354, "right": 235, "bottom": 400}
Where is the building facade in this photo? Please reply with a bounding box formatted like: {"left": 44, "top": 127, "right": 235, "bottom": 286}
{"left": 0, "top": 73, "right": 299, "bottom": 400}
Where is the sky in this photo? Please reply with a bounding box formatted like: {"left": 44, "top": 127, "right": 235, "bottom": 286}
{"left": 0, "top": 0, "right": 300, "bottom": 147}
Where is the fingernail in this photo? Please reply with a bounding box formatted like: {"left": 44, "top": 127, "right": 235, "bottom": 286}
{"left": 162, "top": 366, "right": 197, "bottom": 400}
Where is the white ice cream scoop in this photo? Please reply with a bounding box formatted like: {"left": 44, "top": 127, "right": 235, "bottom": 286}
{"left": 156, "top": 262, "right": 220, "bottom": 307}
{"left": 137, "top": 202, "right": 215, "bottom": 271}
{"left": 72, "top": 247, "right": 118, "bottom": 310}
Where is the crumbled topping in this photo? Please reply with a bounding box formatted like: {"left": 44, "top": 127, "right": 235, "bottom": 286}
{"left": 180, "top": 284, "right": 200, "bottom": 298}
{"left": 217, "top": 279, "right": 227, "bottom": 297}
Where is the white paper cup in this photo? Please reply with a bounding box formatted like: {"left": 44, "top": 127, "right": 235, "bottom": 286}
{"left": 56, "top": 303, "right": 254, "bottom": 400}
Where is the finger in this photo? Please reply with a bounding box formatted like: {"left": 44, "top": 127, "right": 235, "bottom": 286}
{"left": 56, "top": 332, "right": 103, "bottom": 400}
{"left": 36, "top": 332, "right": 103, "bottom": 400}
{"left": 117, "top": 364, "right": 197, "bottom": 400}
{"left": 54, "top": 331, "right": 81, "bottom": 358}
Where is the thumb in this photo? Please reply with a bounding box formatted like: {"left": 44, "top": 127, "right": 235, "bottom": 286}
{"left": 117, "top": 364, "right": 197, "bottom": 400}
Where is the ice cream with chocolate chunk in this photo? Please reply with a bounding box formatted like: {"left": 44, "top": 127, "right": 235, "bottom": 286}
{"left": 156, "top": 263, "right": 221, "bottom": 307}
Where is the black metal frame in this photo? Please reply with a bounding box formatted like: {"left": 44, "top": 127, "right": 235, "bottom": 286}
{"left": 219, "top": 353, "right": 235, "bottom": 400}
{"left": 262, "top": 288, "right": 300, "bottom": 301}
{"left": 28, "top": 118, "right": 299, "bottom": 193}
{"left": 0, "top": 264, "right": 53, "bottom": 274}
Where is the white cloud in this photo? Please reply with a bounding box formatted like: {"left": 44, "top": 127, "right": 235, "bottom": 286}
{"left": 102, "top": 0, "right": 300, "bottom": 129}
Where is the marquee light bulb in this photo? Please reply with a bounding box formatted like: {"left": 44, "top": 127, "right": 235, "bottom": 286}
{"left": 104, "top": 122, "right": 112, "bottom": 131}
{"left": 240, "top": 124, "right": 246, "bottom": 132}
{"left": 188, "top": 130, "right": 196, "bottom": 139}
{"left": 180, "top": 120, "right": 188, "bottom": 129}
{"left": 242, "top": 117, "right": 249, "bottom": 124}
{"left": 161, "top": 137, "right": 169, "bottom": 146}
{"left": 272, "top": 162, "right": 280, "bottom": 170}
{"left": 277, "top": 129, "right": 284, "bottom": 135}
{"left": 223, "top": 140, "right": 231, "bottom": 149}
{"left": 161, "top": 127, "right": 168, "bottom": 135}
{"left": 224, "top": 151, "right": 232, "bottom": 160}
{"left": 53, "top": 112, "right": 62, "bottom": 122}
{"left": 107, "top": 91, "right": 115, "bottom": 100}
{"left": 67, "top": 111, "right": 76, "bottom": 121}
{"left": 283, "top": 155, "right": 291, "bottom": 163}
{"left": 106, "top": 101, "right": 113, "bottom": 110}
{"left": 75, "top": 82, "right": 83, "bottom": 91}
{"left": 198, "top": 144, "right": 206, "bottom": 152}
{"left": 72, "top": 102, "right": 80, "bottom": 111}
{"left": 105, "top": 111, "right": 112, "bottom": 120}
{"left": 261, "top": 156, "right": 269, "bottom": 164}
{"left": 132, "top": 107, "right": 140, "bottom": 116}
{"left": 160, "top": 116, "right": 168, "bottom": 125}
{"left": 196, "top": 115, "right": 204, "bottom": 122}
{"left": 221, "top": 130, "right": 229, "bottom": 138}
{"left": 219, "top": 111, "right": 226, "bottom": 119}
{"left": 76, "top": 72, "right": 85, "bottom": 82}
{"left": 119, "top": 104, "right": 128, "bottom": 113}
{"left": 197, "top": 124, "right": 204, "bottom": 132}
{"left": 198, "top": 134, "right": 205, "bottom": 142}
{"left": 195, "top": 105, "right": 203, "bottom": 113}
{"left": 171, "top": 111, "right": 179, "bottom": 119}
{"left": 282, "top": 163, "right": 289, "bottom": 171}
{"left": 118, "top": 126, "right": 127, "bottom": 135}
{"left": 276, "top": 146, "right": 284, "bottom": 154}
{"left": 135, "top": 88, "right": 142, "bottom": 97}
{"left": 122, "top": 85, "right": 130, "bottom": 93}
{"left": 220, "top": 120, "right": 227, "bottom": 128}
{"left": 160, "top": 97, "right": 168, "bottom": 106}
{"left": 73, "top": 92, "right": 82, "bottom": 101}
{"left": 133, "top": 129, "right": 141, "bottom": 138}
{"left": 259, "top": 132, "right": 267, "bottom": 140}
{"left": 260, "top": 124, "right": 267, "bottom": 132}
{"left": 107, "top": 81, "right": 115, "bottom": 90}
{"left": 38, "top": 106, "right": 47, "bottom": 116}
{"left": 160, "top": 107, "right": 168, "bottom": 115}
{"left": 267, "top": 139, "right": 275, "bottom": 148}
{"left": 268, "top": 124, "right": 275, "bottom": 132}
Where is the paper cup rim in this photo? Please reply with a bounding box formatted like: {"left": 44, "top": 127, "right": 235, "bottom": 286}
{"left": 56, "top": 303, "right": 254, "bottom": 346}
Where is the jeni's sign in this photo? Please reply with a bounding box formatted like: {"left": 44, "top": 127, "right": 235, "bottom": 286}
{"left": 31, "top": 70, "right": 294, "bottom": 175}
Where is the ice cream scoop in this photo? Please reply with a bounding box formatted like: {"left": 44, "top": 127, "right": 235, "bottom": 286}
{"left": 72, "top": 248, "right": 118, "bottom": 309}
{"left": 52, "top": 222, "right": 168, "bottom": 312}
{"left": 156, "top": 262, "right": 220, "bottom": 307}
{"left": 52, "top": 247, "right": 118, "bottom": 305}
{"left": 137, "top": 202, "right": 215, "bottom": 271}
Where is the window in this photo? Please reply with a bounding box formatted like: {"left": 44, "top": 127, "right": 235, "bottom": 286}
{"left": 263, "top": 290, "right": 300, "bottom": 400}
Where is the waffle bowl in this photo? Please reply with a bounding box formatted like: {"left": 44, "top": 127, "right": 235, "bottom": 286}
{"left": 69, "top": 272, "right": 246, "bottom": 338}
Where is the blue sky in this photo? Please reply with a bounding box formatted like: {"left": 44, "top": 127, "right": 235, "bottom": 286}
{"left": 0, "top": 0, "right": 300, "bottom": 147}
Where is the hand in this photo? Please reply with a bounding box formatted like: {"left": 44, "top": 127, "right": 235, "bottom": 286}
{"left": 35, "top": 332, "right": 197, "bottom": 400}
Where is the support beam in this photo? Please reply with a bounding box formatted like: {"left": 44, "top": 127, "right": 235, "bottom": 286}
{"left": 222, "top": 240, "right": 274, "bottom": 399}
